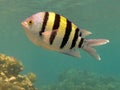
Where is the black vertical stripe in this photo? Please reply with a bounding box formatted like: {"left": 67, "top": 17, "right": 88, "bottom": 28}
{"left": 39, "top": 12, "right": 49, "bottom": 36}
{"left": 60, "top": 19, "right": 72, "bottom": 49}
{"left": 70, "top": 28, "right": 79, "bottom": 49}
{"left": 53, "top": 14, "right": 60, "bottom": 29}
{"left": 49, "top": 14, "right": 60, "bottom": 45}
{"left": 78, "top": 38, "right": 84, "bottom": 48}
{"left": 79, "top": 32, "right": 82, "bottom": 37}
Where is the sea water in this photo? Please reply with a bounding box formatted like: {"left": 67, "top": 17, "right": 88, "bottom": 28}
{"left": 0, "top": 0, "right": 119, "bottom": 90}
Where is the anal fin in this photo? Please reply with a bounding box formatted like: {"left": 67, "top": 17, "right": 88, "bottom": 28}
{"left": 61, "top": 49, "right": 80, "bottom": 58}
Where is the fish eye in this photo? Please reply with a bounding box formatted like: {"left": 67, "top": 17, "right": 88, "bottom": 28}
{"left": 28, "top": 20, "right": 33, "bottom": 25}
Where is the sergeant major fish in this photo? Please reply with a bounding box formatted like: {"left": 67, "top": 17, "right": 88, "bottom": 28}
{"left": 21, "top": 12, "right": 109, "bottom": 60}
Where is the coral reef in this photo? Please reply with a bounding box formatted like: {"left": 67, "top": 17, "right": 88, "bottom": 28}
{"left": 0, "top": 54, "right": 37, "bottom": 90}
{"left": 1, "top": 53, "right": 119, "bottom": 90}
{"left": 41, "top": 69, "right": 120, "bottom": 90}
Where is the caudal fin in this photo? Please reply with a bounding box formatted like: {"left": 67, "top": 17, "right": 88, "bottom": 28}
{"left": 82, "top": 39, "right": 109, "bottom": 60}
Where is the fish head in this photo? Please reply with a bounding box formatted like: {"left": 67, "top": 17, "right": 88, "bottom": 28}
{"left": 21, "top": 12, "right": 45, "bottom": 45}
{"left": 21, "top": 12, "right": 44, "bottom": 34}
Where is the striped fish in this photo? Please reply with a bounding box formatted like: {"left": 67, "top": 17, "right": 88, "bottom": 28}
{"left": 21, "top": 12, "right": 109, "bottom": 60}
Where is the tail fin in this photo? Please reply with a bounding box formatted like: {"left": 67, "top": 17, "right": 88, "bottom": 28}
{"left": 82, "top": 39, "right": 109, "bottom": 60}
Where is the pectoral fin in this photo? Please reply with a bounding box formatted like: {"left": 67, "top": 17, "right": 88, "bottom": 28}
{"left": 42, "top": 30, "right": 57, "bottom": 38}
{"left": 42, "top": 30, "right": 58, "bottom": 44}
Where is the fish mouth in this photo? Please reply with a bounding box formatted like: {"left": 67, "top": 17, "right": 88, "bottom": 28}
{"left": 21, "top": 21, "right": 28, "bottom": 30}
{"left": 21, "top": 22, "right": 27, "bottom": 27}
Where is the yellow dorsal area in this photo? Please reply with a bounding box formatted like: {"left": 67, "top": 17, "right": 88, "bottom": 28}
{"left": 45, "top": 12, "right": 55, "bottom": 31}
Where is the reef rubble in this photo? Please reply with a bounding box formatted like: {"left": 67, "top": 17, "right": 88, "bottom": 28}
{"left": 0, "top": 54, "right": 37, "bottom": 90}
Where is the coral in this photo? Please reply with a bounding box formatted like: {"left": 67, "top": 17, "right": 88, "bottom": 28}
{"left": 1, "top": 53, "right": 119, "bottom": 90}
{"left": 0, "top": 53, "right": 37, "bottom": 90}
{"left": 41, "top": 69, "right": 120, "bottom": 90}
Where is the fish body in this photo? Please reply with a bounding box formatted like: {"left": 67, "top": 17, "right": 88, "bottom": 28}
{"left": 21, "top": 12, "right": 109, "bottom": 60}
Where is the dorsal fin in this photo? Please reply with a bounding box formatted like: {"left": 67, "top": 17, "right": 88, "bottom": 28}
{"left": 81, "top": 29, "right": 92, "bottom": 37}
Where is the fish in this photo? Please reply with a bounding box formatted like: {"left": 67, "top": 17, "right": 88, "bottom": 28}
{"left": 21, "top": 12, "right": 109, "bottom": 60}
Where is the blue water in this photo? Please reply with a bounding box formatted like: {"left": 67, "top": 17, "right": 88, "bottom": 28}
{"left": 0, "top": 0, "right": 119, "bottom": 89}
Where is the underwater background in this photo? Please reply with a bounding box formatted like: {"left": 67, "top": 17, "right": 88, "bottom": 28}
{"left": 0, "top": 0, "right": 119, "bottom": 89}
